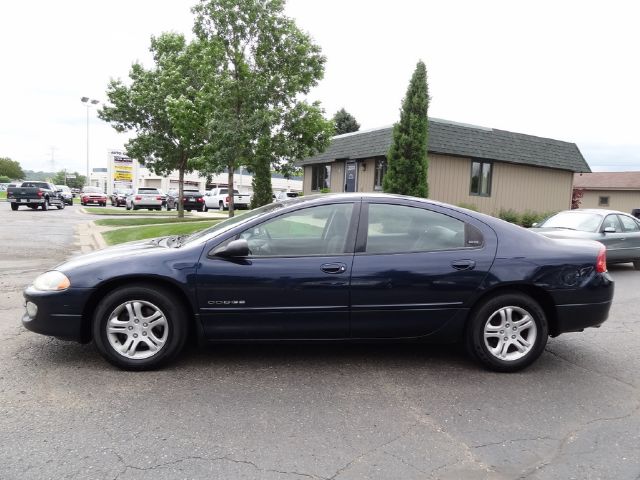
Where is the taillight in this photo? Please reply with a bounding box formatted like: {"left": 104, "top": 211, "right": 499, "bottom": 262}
{"left": 225, "top": 196, "right": 230, "bottom": 203}
{"left": 197, "top": 197, "right": 203, "bottom": 203}
{"left": 596, "top": 245, "right": 607, "bottom": 273}
{"left": 37, "top": 189, "right": 44, "bottom": 197}
{"left": 135, "top": 196, "right": 142, "bottom": 201}
{"left": 156, "top": 196, "right": 162, "bottom": 200}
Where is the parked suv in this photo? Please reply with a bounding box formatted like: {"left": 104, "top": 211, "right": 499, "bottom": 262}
{"left": 166, "top": 188, "right": 205, "bottom": 212}
{"left": 126, "top": 187, "right": 164, "bottom": 211}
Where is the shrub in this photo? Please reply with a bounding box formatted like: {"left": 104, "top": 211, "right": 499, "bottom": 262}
{"left": 520, "top": 210, "right": 545, "bottom": 228}
{"left": 457, "top": 202, "right": 478, "bottom": 211}
{"left": 320, "top": 188, "right": 331, "bottom": 194}
{"left": 498, "top": 208, "right": 520, "bottom": 225}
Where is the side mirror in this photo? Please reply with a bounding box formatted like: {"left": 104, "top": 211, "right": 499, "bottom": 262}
{"left": 214, "top": 239, "right": 249, "bottom": 258}
{"left": 603, "top": 226, "right": 616, "bottom": 233}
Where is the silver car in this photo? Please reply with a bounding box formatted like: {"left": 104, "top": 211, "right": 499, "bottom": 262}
{"left": 531, "top": 209, "right": 640, "bottom": 269}
{"left": 126, "top": 187, "right": 163, "bottom": 211}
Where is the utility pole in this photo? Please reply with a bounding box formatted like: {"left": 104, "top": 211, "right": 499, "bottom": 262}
{"left": 80, "top": 97, "right": 99, "bottom": 185}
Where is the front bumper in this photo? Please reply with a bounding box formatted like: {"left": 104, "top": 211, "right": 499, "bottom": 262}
{"left": 22, "top": 286, "right": 94, "bottom": 342}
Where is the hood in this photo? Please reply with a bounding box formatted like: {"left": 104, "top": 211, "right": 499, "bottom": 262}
{"left": 57, "top": 239, "right": 169, "bottom": 273}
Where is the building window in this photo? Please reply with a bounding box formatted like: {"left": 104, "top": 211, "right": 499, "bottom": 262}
{"left": 598, "top": 196, "right": 609, "bottom": 207}
{"left": 311, "top": 164, "right": 331, "bottom": 191}
{"left": 374, "top": 158, "right": 387, "bottom": 190}
{"left": 470, "top": 160, "right": 492, "bottom": 196}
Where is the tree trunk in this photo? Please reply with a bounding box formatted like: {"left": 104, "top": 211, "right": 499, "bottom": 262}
{"left": 227, "top": 166, "right": 235, "bottom": 217}
{"left": 178, "top": 167, "right": 184, "bottom": 219}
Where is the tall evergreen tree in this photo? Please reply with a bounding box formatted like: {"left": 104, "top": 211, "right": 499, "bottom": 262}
{"left": 383, "top": 61, "right": 429, "bottom": 197}
{"left": 333, "top": 108, "right": 360, "bottom": 135}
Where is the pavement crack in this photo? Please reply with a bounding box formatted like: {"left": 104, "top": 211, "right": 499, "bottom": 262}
{"left": 382, "top": 449, "right": 429, "bottom": 475}
{"left": 517, "top": 400, "right": 640, "bottom": 479}
{"left": 111, "top": 452, "right": 325, "bottom": 480}
{"left": 327, "top": 424, "right": 417, "bottom": 479}
{"left": 472, "top": 436, "right": 556, "bottom": 449}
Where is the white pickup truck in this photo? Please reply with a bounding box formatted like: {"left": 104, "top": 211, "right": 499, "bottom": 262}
{"left": 204, "top": 187, "right": 251, "bottom": 211}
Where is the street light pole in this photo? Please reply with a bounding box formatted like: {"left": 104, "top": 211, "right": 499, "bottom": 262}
{"left": 80, "top": 97, "right": 99, "bottom": 185}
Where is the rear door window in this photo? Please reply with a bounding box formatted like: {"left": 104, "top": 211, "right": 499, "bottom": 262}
{"left": 363, "top": 204, "right": 482, "bottom": 254}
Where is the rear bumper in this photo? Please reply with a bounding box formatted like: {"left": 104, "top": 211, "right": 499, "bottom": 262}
{"left": 12, "top": 198, "right": 45, "bottom": 204}
{"left": 551, "top": 271, "right": 614, "bottom": 335}
{"left": 555, "top": 300, "right": 612, "bottom": 334}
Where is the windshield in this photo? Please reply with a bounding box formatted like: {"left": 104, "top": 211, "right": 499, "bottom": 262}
{"left": 138, "top": 188, "right": 160, "bottom": 194}
{"left": 180, "top": 202, "right": 286, "bottom": 245}
{"left": 56, "top": 185, "right": 71, "bottom": 192}
{"left": 538, "top": 212, "right": 603, "bottom": 232}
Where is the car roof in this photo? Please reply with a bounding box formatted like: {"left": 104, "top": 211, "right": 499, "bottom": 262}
{"left": 556, "top": 208, "right": 632, "bottom": 216}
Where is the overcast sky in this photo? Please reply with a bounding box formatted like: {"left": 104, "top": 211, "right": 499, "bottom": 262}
{"left": 1, "top": 0, "right": 638, "bottom": 175}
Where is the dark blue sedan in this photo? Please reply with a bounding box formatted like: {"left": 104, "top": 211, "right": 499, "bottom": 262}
{"left": 22, "top": 194, "right": 614, "bottom": 371}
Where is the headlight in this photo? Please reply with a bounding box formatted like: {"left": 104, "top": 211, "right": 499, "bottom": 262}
{"left": 32, "top": 271, "right": 70, "bottom": 291}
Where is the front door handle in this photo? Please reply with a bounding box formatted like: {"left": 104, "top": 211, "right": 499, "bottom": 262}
{"left": 321, "top": 263, "right": 347, "bottom": 274}
{"left": 451, "top": 260, "right": 476, "bottom": 271}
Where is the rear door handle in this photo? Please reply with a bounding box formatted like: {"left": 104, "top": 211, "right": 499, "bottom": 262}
{"left": 451, "top": 260, "right": 476, "bottom": 271}
{"left": 321, "top": 263, "right": 347, "bottom": 274}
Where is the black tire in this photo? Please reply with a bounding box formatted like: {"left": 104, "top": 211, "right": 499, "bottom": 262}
{"left": 11, "top": 203, "right": 18, "bottom": 211}
{"left": 57, "top": 201, "right": 65, "bottom": 210}
{"left": 465, "top": 292, "right": 548, "bottom": 372}
{"left": 92, "top": 284, "right": 189, "bottom": 370}
{"left": 219, "top": 201, "right": 225, "bottom": 211}
{"left": 132, "top": 205, "right": 138, "bottom": 211}
{"left": 42, "top": 199, "right": 48, "bottom": 211}
{"left": 633, "top": 260, "right": 640, "bottom": 271}
{"left": 202, "top": 203, "right": 208, "bottom": 212}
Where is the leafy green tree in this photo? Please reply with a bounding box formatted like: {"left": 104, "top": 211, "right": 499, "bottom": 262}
{"left": 0, "top": 175, "right": 10, "bottom": 183}
{"left": 193, "top": 0, "right": 331, "bottom": 215}
{"left": 333, "top": 108, "right": 360, "bottom": 135}
{"left": 99, "top": 33, "right": 215, "bottom": 217}
{"left": 0, "top": 157, "right": 25, "bottom": 180}
{"left": 383, "top": 60, "right": 429, "bottom": 197}
{"left": 51, "top": 171, "right": 86, "bottom": 189}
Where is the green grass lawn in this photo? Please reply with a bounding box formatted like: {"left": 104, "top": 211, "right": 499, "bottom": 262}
{"left": 0, "top": 191, "right": 6, "bottom": 200}
{"left": 95, "top": 217, "right": 216, "bottom": 227}
{"left": 84, "top": 206, "right": 192, "bottom": 216}
{"left": 102, "top": 220, "right": 219, "bottom": 245}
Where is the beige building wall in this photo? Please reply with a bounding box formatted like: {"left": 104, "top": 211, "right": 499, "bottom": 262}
{"left": 427, "top": 154, "right": 573, "bottom": 215}
{"left": 580, "top": 190, "right": 640, "bottom": 213}
{"left": 304, "top": 154, "right": 573, "bottom": 215}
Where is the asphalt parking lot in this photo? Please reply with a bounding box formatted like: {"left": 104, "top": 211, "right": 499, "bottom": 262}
{"left": 0, "top": 204, "right": 638, "bottom": 479}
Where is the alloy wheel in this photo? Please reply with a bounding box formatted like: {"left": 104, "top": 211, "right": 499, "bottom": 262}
{"left": 483, "top": 305, "right": 537, "bottom": 362}
{"left": 106, "top": 300, "right": 169, "bottom": 360}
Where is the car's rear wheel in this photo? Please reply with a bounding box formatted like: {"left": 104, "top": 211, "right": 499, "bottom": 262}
{"left": 42, "top": 200, "right": 48, "bottom": 211}
{"left": 11, "top": 203, "right": 18, "bottom": 211}
{"left": 466, "top": 293, "right": 548, "bottom": 372}
{"left": 93, "top": 285, "right": 188, "bottom": 370}
{"left": 57, "top": 201, "right": 65, "bottom": 210}
{"left": 202, "top": 203, "right": 208, "bottom": 212}
{"left": 219, "top": 201, "right": 225, "bottom": 211}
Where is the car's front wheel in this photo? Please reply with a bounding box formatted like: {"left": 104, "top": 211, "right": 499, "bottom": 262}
{"left": 633, "top": 260, "right": 640, "bottom": 271}
{"left": 466, "top": 292, "right": 548, "bottom": 372}
{"left": 93, "top": 285, "right": 188, "bottom": 370}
